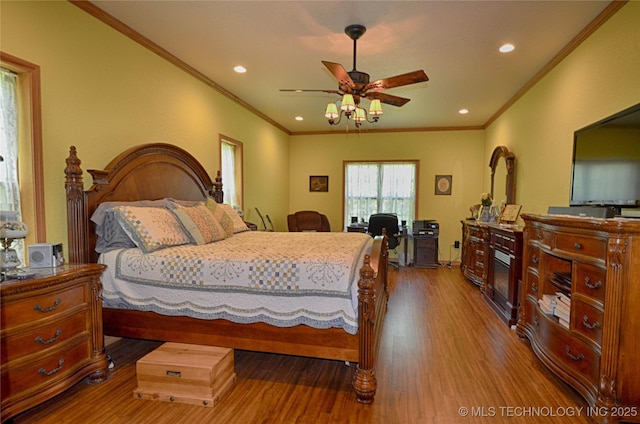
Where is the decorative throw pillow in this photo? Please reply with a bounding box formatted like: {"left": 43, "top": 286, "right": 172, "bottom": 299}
{"left": 92, "top": 199, "right": 170, "bottom": 253}
{"left": 111, "top": 205, "right": 191, "bottom": 253}
{"left": 219, "top": 203, "right": 250, "bottom": 233}
{"left": 205, "top": 198, "right": 235, "bottom": 238}
{"left": 169, "top": 201, "right": 227, "bottom": 245}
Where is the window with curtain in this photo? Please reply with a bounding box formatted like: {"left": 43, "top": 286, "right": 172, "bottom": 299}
{"left": 219, "top": 135, "right": 243, "bottom": 210}
{"left": 344, "top": 161, "right": 417, "bottom": 228}
{"left": 0, "top": 67, "right": 24, "bottom": 261}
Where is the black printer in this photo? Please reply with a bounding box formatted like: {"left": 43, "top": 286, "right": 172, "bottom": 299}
{"left": 412, "top": 220, "right": 439, "bottom": 237}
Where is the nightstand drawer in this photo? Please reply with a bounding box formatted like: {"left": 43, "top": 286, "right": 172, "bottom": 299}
{"left": 0, "top": 264, "right": 107, "bottom": 423}
{"left": 1, "top": 311, "right": 89, "bottom": 362}
{"left": 0, "top": 339, "right": 91, "bottom": 397}
{"left": 1, "top": 285, "right": 86, "bottom": 328}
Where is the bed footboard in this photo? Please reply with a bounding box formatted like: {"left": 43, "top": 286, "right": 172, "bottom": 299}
{"left": 353, "top": 235, "right": 389, "bottom": 403}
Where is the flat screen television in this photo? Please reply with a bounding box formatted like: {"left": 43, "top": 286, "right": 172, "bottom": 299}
{"left": 571, "top": 103, "right": 640, "bottom": 212}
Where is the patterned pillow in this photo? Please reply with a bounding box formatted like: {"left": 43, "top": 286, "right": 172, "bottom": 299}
{"left": 205, "top": 198, "right": 235, "bottom": 238}
{"left": 111, "top": 206, "right": 191, "bottom": 253}
{"left": 219, "top": 203, "right": 250, "bottom": 233}
{"left": 169, "top": 201, "right": 227, "bottom": 245}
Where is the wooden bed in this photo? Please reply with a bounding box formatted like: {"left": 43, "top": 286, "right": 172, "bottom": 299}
{"left": 64, "top": 143, "right": 390, "bottom": 403}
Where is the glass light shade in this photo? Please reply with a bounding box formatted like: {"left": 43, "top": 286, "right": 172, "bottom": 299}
{"left": 354, "top": 108, "right": 366, "bottom": 123}
{"left": 0, "top": 211, "right": 27, "bottom": 271}
{"left": 324, "top": 103, "right": 339, "bottom": 119}
{"left": 340, "top": 94, "right": 356, "bottom": 112}
{"left": 0, "top": 211, "right": 27, "bottom": 239}
{"left": 369, "top": 99, "right": 383, "bottom": 117}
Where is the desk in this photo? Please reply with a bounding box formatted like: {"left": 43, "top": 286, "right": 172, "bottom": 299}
{"left": 347, "top": 224, "right": 409, "bottom": 267}
{"left": 346, "top": 224, "right": 368, "bottom": 233}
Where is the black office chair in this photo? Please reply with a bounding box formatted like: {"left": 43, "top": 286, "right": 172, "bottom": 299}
{"left": 367, "top": 213, "right": 401, "bottom": 268}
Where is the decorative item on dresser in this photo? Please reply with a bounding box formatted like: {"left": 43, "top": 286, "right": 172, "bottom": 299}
{"left": 0, "top": 264, "right": 109, "bottom": 423}
{"left": 517, "top": 214, "right": 640, "bottom": 423}
{"left": 64, "top": 143, "right": 390, "bottom": 404}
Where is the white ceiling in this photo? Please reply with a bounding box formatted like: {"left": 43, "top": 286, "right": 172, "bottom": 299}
{"left": 89, "top": 0, "right": 612, "bottom": 134}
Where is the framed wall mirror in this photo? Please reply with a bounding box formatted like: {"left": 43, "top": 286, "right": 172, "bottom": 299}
{"left": 489, "top": 146, "right": 516, "bottom": 205}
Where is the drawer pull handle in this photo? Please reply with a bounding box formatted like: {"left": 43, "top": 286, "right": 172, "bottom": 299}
{"left": 582, "top": 315, "right": 601, "bottom": 330}
{"left": 574, "top": 242, "right": 583, "bottom": 250}
{"left": 33, "top": 298, "right": 61, "bottom": 313}
{"left": 532, "top": 255, "right": 539, "bottom": 265}
{"left": 166, "top": 370, "right": 181, "bottom": 378}
{"left": 584, "top": 277, "right": 602, "bottom": 290}
{"left": 565, "top": 346, "right": 584, "bottom": 361}
{"left": 38, "top": 359, "right": 64, "bottom": 376}
{"left": 531, "top": 282, "right": 538, "bottom": 293}
{"left": 35, "top": 328, "right": 63, "bottom": 345}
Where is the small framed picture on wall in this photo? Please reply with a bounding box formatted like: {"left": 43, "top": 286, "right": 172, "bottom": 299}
{"left": 309, "top": 175, "right": 329, "bottom": 192}
{"left": 435, "top": 175, "right": 452, "bottom": 195}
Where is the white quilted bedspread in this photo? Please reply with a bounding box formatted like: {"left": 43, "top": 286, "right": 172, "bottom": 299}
{"left": 99, "top": 231, "right": 373, "bottom": 334}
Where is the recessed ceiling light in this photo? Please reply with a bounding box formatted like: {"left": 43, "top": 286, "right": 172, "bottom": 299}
{"left": 499, "top": 43, "right": 515, "bottom": 53}
{"left": 295, "top": 116, "right": 304, "bottom": 121}
{"left": 459, "top": 109, "right": 469, "bottom": 115}
{"left": 234, "top": 65, "right": 247, "bottom": 73}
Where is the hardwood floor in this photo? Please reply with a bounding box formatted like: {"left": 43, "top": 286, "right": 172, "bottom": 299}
{"left": 11, "top": 266, "right": 590, "bottom": 423}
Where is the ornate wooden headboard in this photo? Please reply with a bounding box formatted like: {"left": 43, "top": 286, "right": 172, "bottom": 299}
{"left": 65, "top": 143, "right": 223, "bottom": 264}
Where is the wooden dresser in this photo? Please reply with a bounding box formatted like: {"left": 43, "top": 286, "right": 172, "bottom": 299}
{"left": 460, "top": 220, "right": 490, "bottom": 288}
{"left": 1, "top": 264, "right": 108, "bottom": 422}
{"left": 517, "top": 214, "right": 640, "bottom": 423}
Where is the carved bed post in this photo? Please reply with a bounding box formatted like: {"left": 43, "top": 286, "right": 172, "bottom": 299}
{"left": 213, "top": 170, "right": 224, "bottom": 203}
{"left": 65, "top": 146, "right": 87, "bottom": 264}
{"left": 353, "top": 253, "right": 377, "bottom": 403}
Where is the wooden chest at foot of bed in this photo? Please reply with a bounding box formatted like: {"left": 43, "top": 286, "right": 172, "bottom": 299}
{"left": 134, "top": 342, "right": 236, "bottom": 408}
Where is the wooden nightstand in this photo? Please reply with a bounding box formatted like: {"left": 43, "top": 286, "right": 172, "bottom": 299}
{"left": 1, "top": 264, "right": 109, "bottom": 422}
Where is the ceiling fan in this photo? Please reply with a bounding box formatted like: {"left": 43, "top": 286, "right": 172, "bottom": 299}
{"left": 281, "top": 24, "right": 429, "bottom": 113}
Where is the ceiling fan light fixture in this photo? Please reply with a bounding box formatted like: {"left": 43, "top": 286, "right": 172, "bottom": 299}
{"left": 341, "top": 94, "right": 356, "bottom": 112}
{"left": 325, "top": 103, "right": 339, "bottom": 119}
{"left": 369, "top": 99, "right": 383, "bottom": 117}
{"left": 282, "top": 23, "right": 427, "bottom": 129}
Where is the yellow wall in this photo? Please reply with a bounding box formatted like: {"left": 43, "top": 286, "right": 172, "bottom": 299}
{"left": 1, "top": 1, "right": 291, "bottom": 248}
{"left": 290, "top": 130, "right": 485, "bottom": 262}
{"left": 485, "top": 1, "right": 640, "bottom": 215}
{"left": 2, "top": 1, "right": 639, "bottom": 264}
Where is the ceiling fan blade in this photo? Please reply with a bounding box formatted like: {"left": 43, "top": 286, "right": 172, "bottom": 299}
{"left": 280, "top": 89, "right": 341, "bottom": 94}
{"left": 366, "top": 92, "right": 411, "bottom": 107}
{"left": 366, "top": 70, "right": 429, "bottom": 92}
{"left": 322, "top": 61, "right": 355, "bottom": 88}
